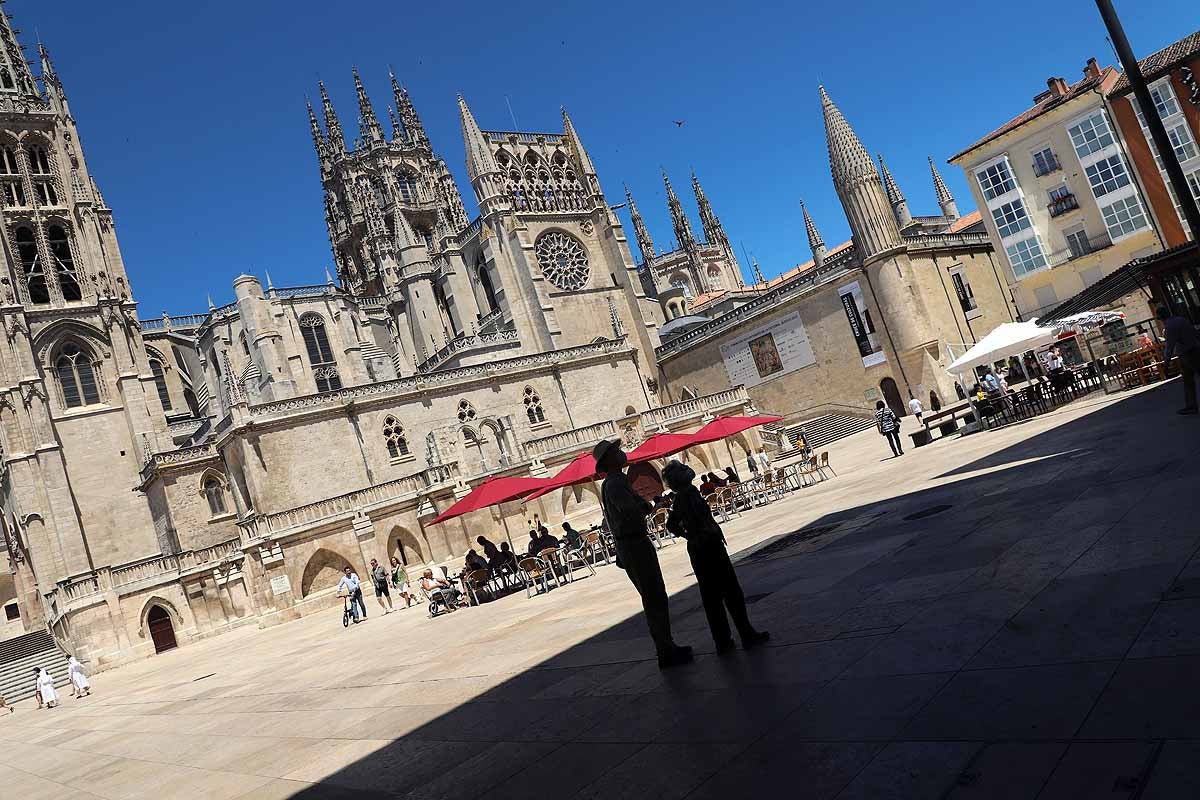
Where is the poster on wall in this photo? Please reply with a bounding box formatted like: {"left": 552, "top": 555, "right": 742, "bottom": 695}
{"left": 837, "top": 281, "right": 887, "bottom": 368}
{"left": 720, "top": 312, "right": 816, "bottom": 388}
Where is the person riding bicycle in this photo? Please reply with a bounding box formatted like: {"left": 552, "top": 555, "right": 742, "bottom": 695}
{"left": 336, "top": 566, "right": 367, "bottom": 623}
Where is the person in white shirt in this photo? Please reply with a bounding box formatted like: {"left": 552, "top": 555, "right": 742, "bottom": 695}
{"left": 755, "top": 448, "right": 771, "bottom": 473}
{"left": 67, "top": 656, "right": 90, "bottom": 698}
{"left": 34, "top": 667, "right": 58, "bottom": 708}
{"left": 335, "top": 566, "right": 367, "bottom": 623}
{"left": 908, "top": 395, "right": 924, "bottom": 422}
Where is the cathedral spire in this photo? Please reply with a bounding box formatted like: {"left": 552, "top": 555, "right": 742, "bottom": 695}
{"left": 663, "top": 170, "right": 695, "bottom": 251}
{"left": 692, "top": 170, "right": 741, "bottom": 287}
{"left": 877, "top": 154, "right": 912, "bottom": 229}
{"left": 352, "top": 68, "right": 383, "bottom": 144}
{"left": 388, "top": 106, "right": 402, "bottom": 141}
{"left": 319, "top": 81, "right": 346, "bottom": 154}
{"left": 393, "top": 72, "right": 429, "bottom": 149}
{"left": 929, "top": 155, "right": 959, "bottom": 221}
{"left": 0, "top": 6, "right": 39, "bottom": 101}
{"left": 458, "top": 95, "right": 498, "bottom": 181}
{"left": 38, "top": 43, "right": 68, "bottom": 116}
{"left": 307, "top": 99, "right": 328, "bottom": 162}
{"left": 561, "top": 107, "right": 596, "bottom": 178}
{"left": 625, "top": 183, "right": 656, "bottom": 264}
{"left": 820, "top": 86, "right": 903, "bottom": 265}
{"left": 752, "top": 256, "right": 766, "bottom": 287}
{"left": 801, "top": 199, "right": 827, "bottom": 267}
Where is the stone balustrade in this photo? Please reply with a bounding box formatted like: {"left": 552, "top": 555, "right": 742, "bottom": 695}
{"left": 139, "top": 442, "right": 217, "bottom": 481}
{"left": 640, "top": 386, "right": 750, "bottom": 428}
{"left": 523, "top": 420, "right": 618, "bottom": 460}
{"left": 238, "top": 462, "right": 458, "bottom": 541}
{"left": 416, "top": 327, "right": 519, "bottom": 373}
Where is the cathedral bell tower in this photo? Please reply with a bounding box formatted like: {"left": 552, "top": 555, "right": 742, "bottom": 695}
{"left": 0, "top": 7, "right": 172, "bottom": 611}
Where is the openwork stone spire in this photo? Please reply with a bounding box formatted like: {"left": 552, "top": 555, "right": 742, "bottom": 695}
{"left": 663, "top": 170, "right": 695, "bottom": 251}
{"left": 625, "top": 183, "right": 656, "bottom": 263}
{"left": 319, "top": 81, "right": 346, "bottom": 153}
{"left": 877, "top": 154, "right": 912, "bottom": 228}
{"left": 392, "top": 72, "right": 430, "bottom": 149}
{"left": 352, "top": 68, "right": 383, "bottom": 144}
{"left": 458, "top": 95, "right": 497, "bottom": 181}
{"left": 820, "top": 86, "right": 903, "bottom": 265}
{"left": 307, "top": 99, "right": 328, "bottom": 161}
{"left": 0, "top": 6, "right": 39, "bottom": 102}
{"left": 561, "top": 108, "right": 596, "bottom": 177}
{"left": 929, "top": 155, "right": 959, "bottom": 220}
{"left": 801, "top": 199, "right": 827, "bottom": 267}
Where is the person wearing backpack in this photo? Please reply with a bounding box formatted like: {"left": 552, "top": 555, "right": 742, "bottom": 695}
{"left": 875, "top": 400, "right": 903, "bottom": 457}
{"left": 662, "top": 460, "right": 769, "bottom": 654}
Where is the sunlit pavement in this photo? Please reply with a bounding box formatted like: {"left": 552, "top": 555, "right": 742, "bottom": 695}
{"left": 3, "top": 380, "right": 1198, "bottom": 799}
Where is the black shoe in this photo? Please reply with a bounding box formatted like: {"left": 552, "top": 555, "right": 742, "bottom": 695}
{"left": 715, "top": 639, "right": 737, "bottom": 655}
{"left": 742, "top": 630, "right": 771, "bottom": 649}
{"left": 658, "top": 644, "right": 694, "bottom": 669}
{"left": 1178, "top": 407, "right": 1198, "bottom": 416}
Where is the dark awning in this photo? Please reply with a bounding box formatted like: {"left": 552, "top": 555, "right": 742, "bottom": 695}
{"left": 1036, "top": 259, "right": 1152, "bottom": 325}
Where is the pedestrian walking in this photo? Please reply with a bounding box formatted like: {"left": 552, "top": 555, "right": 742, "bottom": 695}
{"left": 908, "top": 394, "right": 923, "bottom": 423}
{"left": 662, "top": 461, "right": 769, "bottom": 654}
{"left": 34, "top": 667, "right": 58, "bottom": 709}
{"left": 389, "top": 557, "right": 414, "bottom": 608}
{"left": 594, "top": 438, "right": 693, "bottom": 669}
{"left": 67, "top": 656, "right": 90, "bottom": 698}
{"left": 1159, "top": 306, "right": 1200, "bottom": 415}
{"left": 745, "top": 450, "right": 759, "bottom": 478}
{"left": 755, "top": 447, "right": 771, "bottom": 473}
{"left": 875, "top": 400, "right": 903, "bottom": 457}
{"left": 369, "top": 559, "right": 394, "bottom": 614}
{"left": 336, "top": 566, "right": 367, "bottom": 622}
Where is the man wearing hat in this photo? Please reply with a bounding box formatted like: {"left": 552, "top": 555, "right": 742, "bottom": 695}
{"left": 593, "top": 438, "right": 693, "bottom": 669}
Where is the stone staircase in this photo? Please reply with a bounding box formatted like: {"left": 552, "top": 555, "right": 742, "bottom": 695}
{"left": 0, "top": 630, "right": 70, "bottom": 702}
{"left": 769, "top": 413, "right": 876, "bottom": 460}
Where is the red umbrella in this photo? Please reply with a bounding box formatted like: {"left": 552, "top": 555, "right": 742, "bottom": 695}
{"left": 429, "top": 474, "right": 550, "bottom": 525}
{"left": 520, "top": 452, "right": 599, "bottom": 502}
{"left": 689, "top": 415, "right": 783, "bottom": 446}
{"left": 626, "top": 432, "right": 701, "bottom": 463}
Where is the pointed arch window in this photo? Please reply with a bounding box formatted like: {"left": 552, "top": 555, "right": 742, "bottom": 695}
{"left": 383, "top": 415, "right": 409, "bottom": 459}
{"left": 15, "top": 227, "right": 47, "bottom": 304}
{"left": 54, "top": 341, "right": 100, "bottom": 408}
{"left": 477, "top": 260, "right": 498, "bottom": 311}
{"left": 203, "top": 476, "right": 227, "bottom": 516}
{"left": 396, "top": 171, "right": 417, "bottom": 202}
{"left": 48, "top": 225, "right": 80, "bottom": 301}
{"left": 27, "top": 147, "right": 51, "bottom": 175}
{"left": 298, "top": 314, "right": 341, "bottom": 393}
{"left": 523, "top": 386, "right": 545, "bottom": 425}
{"left": 149, "top": 359, "right": 172, "bottom": 411}
{"left": 0, "top": 69, "right": 12, "bottom": 90}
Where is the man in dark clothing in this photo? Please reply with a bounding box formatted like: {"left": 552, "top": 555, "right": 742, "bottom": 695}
{"left": 527, "top": 528, "right": 560, "bottom": 558}
{"left": 663, "top": 461, "right": 769, "bottom": 654}
{"left": 1159, "top": 306, "right": 1200, "bottom": 415}
{"left": 594, "top": 438, "right": 693, "bottom": 669}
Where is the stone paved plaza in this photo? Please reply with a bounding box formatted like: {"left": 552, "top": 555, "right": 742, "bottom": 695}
{"left": 3, "top": 381, "right": 1199, "bottom": 799}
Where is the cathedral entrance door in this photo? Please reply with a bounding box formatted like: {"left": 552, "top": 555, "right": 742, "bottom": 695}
{"left": 147, "top": 606, "right": 177, "bottom": 653}
{"left": 879, "top": 377, "right": 906, "bottom": 417}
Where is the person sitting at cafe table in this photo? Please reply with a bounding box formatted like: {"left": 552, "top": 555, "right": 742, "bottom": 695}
{"left": 463, "top": 548, "right": 489, "bottom": 574}
{"left": 699, "top": 473, "right": 718, "bottom": 497}
{"left": 495, "top": 542, "right": 518, "bottom": 572}
{"left": 420, "top": 569, "right": 462, "bottom": 607}
{"left": 561, "top": 521, "right": 585, "bottom": 551}
{"left": 527, "top": 527, "right": 560, "bottom": 557}
{"left": 476, "top": 535, "right": 501, "bottom": 564}
{"left": 723, "top": 466, "right": 741, "bottom": 485}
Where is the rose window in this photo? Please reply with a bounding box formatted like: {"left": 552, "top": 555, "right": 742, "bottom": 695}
{"left": 534, "top": 231, "right": 589, "bottom": 290}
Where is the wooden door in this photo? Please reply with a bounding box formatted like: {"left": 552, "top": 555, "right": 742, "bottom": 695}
{"left": 147, "top": 605, "right": 177, "bottom": 653}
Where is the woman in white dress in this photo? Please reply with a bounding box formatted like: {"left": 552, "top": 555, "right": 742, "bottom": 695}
{"left": 68, "top": 656, "right": 90, "bottom": 698}
{"left": 34, "top": 667, "right": 58, "bottom": 708}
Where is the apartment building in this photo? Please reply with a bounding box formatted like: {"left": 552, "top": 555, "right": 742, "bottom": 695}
{"left": 951, "top": 59, "right": 1162, "bottom": 321}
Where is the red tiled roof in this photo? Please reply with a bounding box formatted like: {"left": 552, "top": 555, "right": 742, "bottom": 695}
{"left": 950, "top": 67, "right": 1119, "bottom": 163}
{"left": 1111, "top": 30, "right": 1200, "bottom": 95}
{"left": 945, "top": 209, "right": 983, "bottom": 233}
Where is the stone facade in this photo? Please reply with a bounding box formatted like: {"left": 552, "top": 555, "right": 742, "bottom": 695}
{"left": 656, "top": 87, "right": 1015, "bottom": 423}
{"left": 0, "top": 7, "right": 765, "bottom": 668}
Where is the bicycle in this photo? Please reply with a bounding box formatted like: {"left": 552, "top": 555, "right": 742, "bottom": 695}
{"left": 340, "top": 591, "right": 360, "bottom": 627}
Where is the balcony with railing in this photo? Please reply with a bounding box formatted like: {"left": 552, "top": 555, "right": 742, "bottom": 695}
{"left": 1045, "top": 232, "right": 1114, "bottom": 268}
{"left": 1048, "top": 193, "right": 1080, "bottom": 218}
{"left": 641, "top": 386, "right": 751, "bottom": 428}
{"left": 523, "top": 420, "right": 619, "bottom": 460}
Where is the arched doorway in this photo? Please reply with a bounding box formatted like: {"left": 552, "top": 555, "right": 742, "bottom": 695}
{"left": 389, "top": 526, "right": 423, "bottom": 567}
{"left": 147, "top": 605, "right": 177, "bottom": 654}
{"left": 880, "top": 377, "right": 906, "bottom": 417}
{"left": 300, "top": 548, "right": 355, "bottom": 597}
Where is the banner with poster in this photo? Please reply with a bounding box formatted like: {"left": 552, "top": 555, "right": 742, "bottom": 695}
{"left": 837, "top": 281, "right": 886, "bottom": 367}
{"left": 720, "top": 311, "right": 816, "bottom": 388}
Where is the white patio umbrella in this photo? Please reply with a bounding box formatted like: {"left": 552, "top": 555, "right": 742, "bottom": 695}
{"left": 945, "top": 320, "right": 1059, "bottom": 378}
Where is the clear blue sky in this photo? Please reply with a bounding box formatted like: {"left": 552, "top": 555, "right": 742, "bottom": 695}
{"left": 26, "top": 0, "right": 1197, "bottom": 315}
